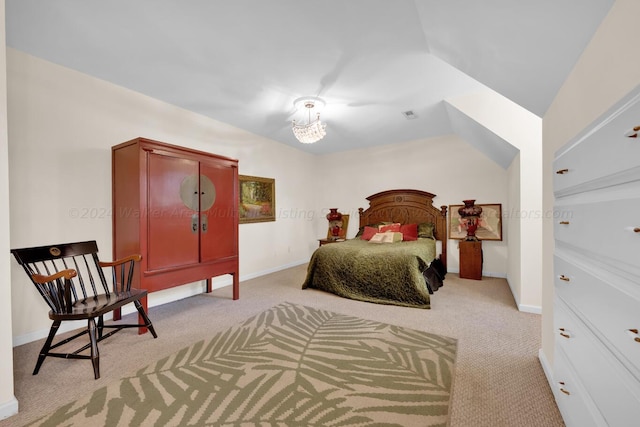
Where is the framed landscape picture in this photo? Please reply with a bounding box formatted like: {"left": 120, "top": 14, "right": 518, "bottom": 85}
{"left": 448, "top": 203, "right": 502, "bottom": 241}
{"left": 239, "top": 175, "right": 275, "bottom": 223}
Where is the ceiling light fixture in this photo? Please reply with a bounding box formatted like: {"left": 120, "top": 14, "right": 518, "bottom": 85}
{"left": 292, "top": 97, "right": 327, "bottom": 144}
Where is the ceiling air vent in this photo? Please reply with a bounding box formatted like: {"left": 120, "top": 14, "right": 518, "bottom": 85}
{"left": 402, "top": 110, "right": 417, "bottom": 120}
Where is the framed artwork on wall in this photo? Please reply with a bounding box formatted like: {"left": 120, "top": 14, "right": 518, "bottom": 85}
{"left": 239, "top": 175, "right": 275, "bottom": 223}
{"left": 448, "top": 203, "right": 502, "bottom": 241}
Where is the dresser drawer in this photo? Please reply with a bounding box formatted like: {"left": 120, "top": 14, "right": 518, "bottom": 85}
{"left": 554, "top": 197, "right": 640, "bottom": 268}
{"left": 554, "top": 299, "right": 640, "bottom": 426}
{"left": 553, "top": 94, "right": 640, "bottom": 194}
{"left": 554, "top": 255, "right": 640, "bottom": 378}
{"left": 553, "top": 344, "right": 605, "bottom": 427}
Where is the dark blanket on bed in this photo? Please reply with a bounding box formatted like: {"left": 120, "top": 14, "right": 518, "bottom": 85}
{"left": 302, "top": 238, "right": 437, "bottom": 308}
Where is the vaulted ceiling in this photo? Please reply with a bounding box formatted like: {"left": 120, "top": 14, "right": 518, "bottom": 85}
{"left": 6, "top": 0, "right": 614, "bottom": 158}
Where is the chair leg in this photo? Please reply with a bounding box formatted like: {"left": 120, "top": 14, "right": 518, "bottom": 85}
{"left": 97, "top": 315, "right": 104, "bottom": 340}
{"left": 88, "top": 318, "right": 100, "bottom": 379}
{"left": 33, "top": 320, "right": 61, "bottom": 375}
{"left": 134, "top": 300, "right": 158, "bottom": 338}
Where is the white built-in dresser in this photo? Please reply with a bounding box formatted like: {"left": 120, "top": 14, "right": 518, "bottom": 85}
{"left": 552, "top": 86, "right": 640, "bottom": 427}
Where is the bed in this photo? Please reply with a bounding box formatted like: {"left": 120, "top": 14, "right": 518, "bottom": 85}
{"left": 302, "top": 189, "right": 448, "bottom": 308}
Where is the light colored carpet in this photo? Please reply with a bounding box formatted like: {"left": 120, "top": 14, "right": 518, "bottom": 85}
{"left": 2, "top": 265, "right": 564, "bottom": 427}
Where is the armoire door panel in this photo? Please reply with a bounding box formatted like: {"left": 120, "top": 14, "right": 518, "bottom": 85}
{"left": 147, "top": 153, "right": 200, "bottom": 271}
{"left": 200, "top": 162, "right": 236, "bottom": 262}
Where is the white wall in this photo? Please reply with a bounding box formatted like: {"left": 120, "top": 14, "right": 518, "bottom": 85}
{"left": 506, "top": 153, "right": 521, "bottom": 309}
{"left": 542, "top": 0, "right": 640, "bottom": 366}
{"left": 446, "top": 90, "right": 543, "bottom": 312}
{"left": 0, "top": 0, "right": 19, "bottom": 420}
{"left": 317, "top": 135, "right": 509, "bottom": 277}
{"left": 6, "top": 48, "right": 320, "bottom": 344}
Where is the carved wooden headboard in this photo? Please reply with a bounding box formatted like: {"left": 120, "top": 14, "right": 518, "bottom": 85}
{"left": 358, "top": 189, "right": 448, "bottom": 267}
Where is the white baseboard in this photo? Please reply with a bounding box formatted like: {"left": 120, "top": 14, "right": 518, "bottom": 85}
{"left": 0, "top": 396, "right": 18, "bottom": 421}
{"left": 448, "top": 268, "right": 507, "bottom": 279}
{"left": 502, "top": 276, "right": 542, "bottom": 314}
{"left": 482, "top": 271, "right": 507, "bottom": 279}
{"left": 13, "top": 259, "right": 310, "bottom": 347}
{"left": 13, "top": 319, "right": 89, "bottom": 347}
{"left": 518, "top": 304, "right": 542, "bottom": 314}
{"left": 538, "top": 348, "right": 567, "bottom": 423}
{"left": 538, "top": 348, "right": 554, "bottom": 388}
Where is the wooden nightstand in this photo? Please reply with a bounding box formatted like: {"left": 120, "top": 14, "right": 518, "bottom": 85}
{"left": 459, "top": 240, "right": 482, "bottom": 280}
{"left": 318, "top": 238, "right": 346, "bottom": 247}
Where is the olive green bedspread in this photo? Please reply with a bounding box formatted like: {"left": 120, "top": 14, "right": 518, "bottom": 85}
{"left": 302, "top": 238, "right": 436, "bottom": 308}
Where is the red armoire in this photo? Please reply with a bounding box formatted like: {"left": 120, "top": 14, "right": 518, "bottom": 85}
{"left": 112, "top": 138, "right": 239, "bottom": 330}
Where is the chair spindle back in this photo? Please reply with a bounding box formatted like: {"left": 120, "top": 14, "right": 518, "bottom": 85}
{"left": 10, "top": 240, "right": 131, "bottom": 314}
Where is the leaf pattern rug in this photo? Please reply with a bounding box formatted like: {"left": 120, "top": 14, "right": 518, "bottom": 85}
{"left": 28, "top": 302, "right": 457, "bottom": 427}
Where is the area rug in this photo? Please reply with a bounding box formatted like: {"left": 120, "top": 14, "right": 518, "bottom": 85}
{"left": 27, "top": 302, "right": 457, "bottom": 427}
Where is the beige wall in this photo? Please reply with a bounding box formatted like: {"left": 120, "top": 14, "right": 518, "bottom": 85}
{"left": 0, "top": 0, "right": 19, "bottom": 420}
{"left": 541, "top": 0, "right": 640, "bottom": 365}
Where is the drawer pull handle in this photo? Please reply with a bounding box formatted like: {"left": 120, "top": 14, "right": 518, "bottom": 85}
{"left": 556, "top": 168, "right": 569, "bottom": 175}
{"left": 634, "top": 228, "right": 640, "bottom": 233}
{"left": 559, "top": 275, "right": 570, "bottom": 282}
{"left": 627, "top": 126, "right": 640, "bottom": 138}
{"left": 558, "top": 328, "right": 571, "bottom": 339}
{"left": 558, "top": 382, "right": 571, "bottom": 395}
{"left": 559, "top": 221, "right": 570, "bottom": 225}
{"left": 628, "top": 329, "right": 640, "bottom": 342}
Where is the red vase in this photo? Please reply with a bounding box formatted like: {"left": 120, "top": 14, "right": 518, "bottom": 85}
{"left": 326, "top": 208, "right": 343, "bottom": 222}
{"left": 326, "top": 208, "right": 343, "bottom": 239}
{"left": 458, "top": 200, "right": 482, "bottom": 241}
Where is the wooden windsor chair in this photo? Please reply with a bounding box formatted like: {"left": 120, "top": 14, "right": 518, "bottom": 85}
{"left": 11, "top": 240, "right": 157, "bottom": 379}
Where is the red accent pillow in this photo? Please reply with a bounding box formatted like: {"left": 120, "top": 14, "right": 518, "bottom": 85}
{"left": 361, "top": 226, "right": 379, "bottom": 241}
{"left": 378, "top": 223, "right": 401, "bottom": 233}
{"left": 400, "top": 223, "right": 418, "bottom": 241}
